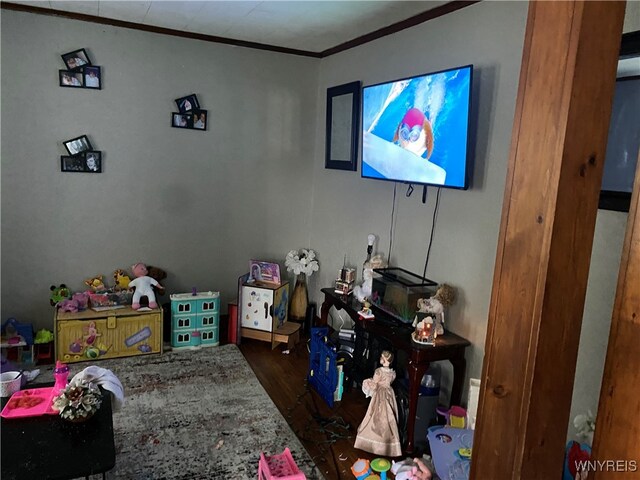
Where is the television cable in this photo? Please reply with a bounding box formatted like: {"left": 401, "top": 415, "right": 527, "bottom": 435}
{"left": 423, "top": 187, "right": 442, "bottom": 278}
{"left": 388, "top": 183, "right": 398, "bottom": 264}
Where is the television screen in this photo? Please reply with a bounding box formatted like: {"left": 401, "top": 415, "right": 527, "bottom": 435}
{"left": 361, "top": 65, "right": 473, "bottom": 189}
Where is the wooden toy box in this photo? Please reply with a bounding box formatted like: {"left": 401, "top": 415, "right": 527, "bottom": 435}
{"left": 54, "top": 307, "right": 163, "bottom": 363}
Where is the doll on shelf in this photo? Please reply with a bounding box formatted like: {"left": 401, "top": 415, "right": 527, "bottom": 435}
{"left": 354, "top": 350, "right": 402, "bottom": 457}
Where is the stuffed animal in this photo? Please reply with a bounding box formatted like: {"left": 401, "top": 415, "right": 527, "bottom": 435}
{"left": 57, "top": 292, "right": 90, "bottom": 313}
{"left": 84, "top": 275, "right": 106, "bottom": 292}
{"left": 391, "top": 457, "right": 433, "bottom": 480}
{"left": 129, "top": 262, "right": 161, "bottom": 310}
{"left": 353, "top": 254, "right": 387, "bottom": 303}
{"left": 50, "top": 284, "right": 71, "bottom": 306}
{"left": 113, "top": 269, "right": 131, "bottom": 290}
{"left": 146, "top": 266, "right": 167, "bottom": 296}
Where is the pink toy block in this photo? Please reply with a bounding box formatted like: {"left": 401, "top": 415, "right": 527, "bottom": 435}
{"left": 258, "top": 448, "right": 306, "bottom": 480}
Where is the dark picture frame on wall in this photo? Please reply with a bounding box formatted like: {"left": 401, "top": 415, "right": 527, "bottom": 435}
{"left": 84, "top": 151, "right": 102, "bottom": 172}
{"left": 325, "top": 80, "right": 361, "bottom": 171}
{"left": 83, "top": 66, "right": 101, "bottom": 89}
{"left": 63, "top": 135, "right": 92, "bottom": 156}
{"left": 175, "top": 94, "right": 200, "bottom": 113}
{"left": 60, "top": 151, "right": 102, "bottom": 173}
{"left": 60, "top": 155, "right": 85, "bottom": 172}
{"left": 61, "top": 48, "right": 91, "bottom": 71}
{"left": 171, "top": 110, "right": 207, "bottom": 131}
{"left": 59, "top": 70, "right": 83, "bottom": 88}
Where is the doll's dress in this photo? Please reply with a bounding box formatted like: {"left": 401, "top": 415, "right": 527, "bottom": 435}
{"left": 354, "top": 366, "right": 402, "bottom": 457}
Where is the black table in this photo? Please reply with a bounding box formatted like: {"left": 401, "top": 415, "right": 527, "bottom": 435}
{"left": 320, "top": 288, "right": 471, "bottom": 454}
{"left": 1, "top": 383, "right": 115, "bottom": 480}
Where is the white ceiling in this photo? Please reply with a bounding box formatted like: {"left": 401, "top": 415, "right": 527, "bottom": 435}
{"left": 9, "top": 1, "right": 449, "bottom": 53}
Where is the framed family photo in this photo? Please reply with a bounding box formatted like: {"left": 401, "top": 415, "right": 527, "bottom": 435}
{"left": 63, "top": 135, "right": 92, "bottom": 156}
{"left": 175, "top": 94, "right": 199, "bottom": 113}
{"left": 60, "top": 151, "right": 102, "bottom": 173}
{"left": 171, "top": 110, "right": 207, "bottom": 131}
{"left": 59, "top": 70, "right": 84, "bottom": 88}
{"left": 83, "top": 66, "right": 101, "bottom": 89}
{"left": 61, "top": 48, "right": 91, "bottom": 71}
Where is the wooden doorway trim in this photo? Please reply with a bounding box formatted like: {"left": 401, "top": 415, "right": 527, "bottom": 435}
{"left": 590, "top": 151, "right": 640, "bottom": 476}
{"left": 470, "top": 2, "right": 626, "bottom": 479}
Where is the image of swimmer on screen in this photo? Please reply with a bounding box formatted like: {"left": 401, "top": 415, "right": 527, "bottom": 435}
{"left": 362, "top": 66, "right": 472, "bottom": 189}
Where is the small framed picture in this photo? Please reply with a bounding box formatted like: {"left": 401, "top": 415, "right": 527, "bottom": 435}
{"left": 61, "top": 48, "right": 91, "bottom": 71}
{"left": 59, "top": 70, "right": 84, "bottom": 88}
{"left": 192, "top": 110, "right": 207, "bottom": 130}
{"left": 63, "top": 135, "right": 92, "bottom": 156}
{"left": 175, "top": 94, "right": 199, "bottom": 113}
{"left": 84, "top": 151, "right": 102, "bottom": 172}
{"left": 61, "top": 155, "right": 85, "bottom": 172}
{"left": 172, "top": 113, "right": 193, "bottom": 129}
{"left": 83, "top": 66, "right": 101, "bottom": 89}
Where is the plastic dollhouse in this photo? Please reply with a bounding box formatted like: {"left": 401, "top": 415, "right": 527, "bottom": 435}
{"left": 170, "top": 291, "right": 220, "bottom": 349}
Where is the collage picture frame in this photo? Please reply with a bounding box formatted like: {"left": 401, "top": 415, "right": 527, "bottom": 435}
{"left": 59, "top": 48, "right": 102, "bottom": 90}
{"left": 172, "top": 94, "right": 207, "bottom": 131}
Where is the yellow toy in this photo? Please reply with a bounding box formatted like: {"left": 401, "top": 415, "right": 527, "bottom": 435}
{"left": 84, "top": 274, "right": 106, "bottom": 292}
{"left": 113, "top": 269, "right": 131, "bottom": 290}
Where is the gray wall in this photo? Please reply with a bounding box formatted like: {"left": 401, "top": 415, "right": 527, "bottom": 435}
{"left": 1, "top": 9, "right": 319, "bottom": 327}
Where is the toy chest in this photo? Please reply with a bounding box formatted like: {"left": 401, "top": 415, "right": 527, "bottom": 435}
{"left": 55, "top": 307, "right": 162, "bottom": 363}
{"left": 258, "top": 448, "right": 306, "bottom": 480}
{"left": 170, "top": 291, "right": 220, "bottom": 349}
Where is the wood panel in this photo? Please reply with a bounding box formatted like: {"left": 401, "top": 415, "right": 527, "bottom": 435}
{"left": 590, "top": 153, "right": 640, "bottom": 479}
{"left": 470, "top": 2, "right": 626, "bottom": 479}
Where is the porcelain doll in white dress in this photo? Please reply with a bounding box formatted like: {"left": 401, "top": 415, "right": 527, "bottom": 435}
{"left": 354, "top": 350, "right": 402, "bottom": 457}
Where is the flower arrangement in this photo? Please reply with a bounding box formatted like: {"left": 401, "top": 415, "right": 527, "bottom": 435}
{"left": 52, "top": 379, "right": 103, "bottom": 422}
{"left": 285, "top": 249, "right": 319, "bottom": 277}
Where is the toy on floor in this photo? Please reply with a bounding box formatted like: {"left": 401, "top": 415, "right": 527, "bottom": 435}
{"left": 354, "top": 350, "right": 402, "bottom": 457}
{"left": 391, "top": 457, "right": 434, "bottom": 480}
{"left": 437, "top": 405, "right": 467, "bottom": 428}
{"left": 258, "top": 447, "right": 306, "bottom": 480}
{"left": 370, "top": 458, "right": 391, "bottom": 480}
{"left": 351, "top": 459, "right": 371, "bottom": 479}
{"left": 129, "top": 263, "right": 161, "bottom": 310}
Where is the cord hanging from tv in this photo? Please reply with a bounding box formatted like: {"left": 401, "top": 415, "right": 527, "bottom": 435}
{"left": 361, "top": 64, "right": 473, "bottom": 190}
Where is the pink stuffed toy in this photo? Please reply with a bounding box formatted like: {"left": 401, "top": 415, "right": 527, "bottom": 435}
{"left": 129, "top": 262, "right": 161, "bottom": 310}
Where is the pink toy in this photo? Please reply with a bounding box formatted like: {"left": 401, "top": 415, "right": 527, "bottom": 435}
{"left": 391, "top": 458, "right": 433, "bottom": 480}
{"left": 437, "top": 405, "right": 467, "bottom": 428}
{"left": 129, "top": 262, "right": 161, "bottom": 310}
{"left": 57, "top": 292, "right": 90, "bottom": 313}
{"left": 258, "top": 448, "right": 306, "bottom": 480}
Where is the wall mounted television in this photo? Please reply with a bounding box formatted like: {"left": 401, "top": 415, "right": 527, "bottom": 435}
{"left": 361, "top": 64, "right": 473, "bottom": 190}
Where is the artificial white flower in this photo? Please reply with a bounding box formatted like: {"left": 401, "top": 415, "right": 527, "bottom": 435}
{"left": 285, "top": 249, "right": 320, "bottom": 277}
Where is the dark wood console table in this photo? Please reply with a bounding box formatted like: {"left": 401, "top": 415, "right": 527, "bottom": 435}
{"left": 319, "top": 287, "right": 470, "bottom": 454}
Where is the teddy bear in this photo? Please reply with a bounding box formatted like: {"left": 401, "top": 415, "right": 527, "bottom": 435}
{"left": 391, "top": 457, "right": 433, "bottom": 480}
{"left": 146, "top": 266, "right": 167, "bottom": 296}
{"left": 128, "top": 262, "right": 162, "bottom": 310}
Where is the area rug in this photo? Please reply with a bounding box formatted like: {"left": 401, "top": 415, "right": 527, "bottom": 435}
{"left": 37, "top": 345, "right": 322, "bottom": 479}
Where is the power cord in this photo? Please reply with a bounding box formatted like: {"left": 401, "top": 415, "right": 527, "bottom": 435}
{"left": 388, "top": 183, "right": 398, "bottom": 263}
{"left": 423, "top": 187, "right": 442, "bottom": 278}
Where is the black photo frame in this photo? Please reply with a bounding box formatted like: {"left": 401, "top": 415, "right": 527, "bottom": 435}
{"left": 61, "top": 48, "right": 91, "bottom": 71}
{"left": 172, "top": 113, "right": 193, "bottom": 129}
{"left": 59, "top": 70, "right": 84, "bottom": 88}
{"left": 192, "top": 110, "right": 207, "bottom": 131}
{"left": 175, "top": 94, "right": 200, "bottom": 113}
{"left": 83, "top": 66, "right": 101, "bottom": 90}
{"left": 84, "top": 151, "right": 102, "bottom": 173}
{"left": 325, "top": 80, "right": 361, "bottom": 171}
{"left": 63, "top": 135, "right": 92, "bottom": 156}
{"left": 60, "top": 155, "right": 85, "bottom": 172}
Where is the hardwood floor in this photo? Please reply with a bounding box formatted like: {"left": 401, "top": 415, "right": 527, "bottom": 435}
{"left": 239, "top": 334, "right": 381, "bottom": 479}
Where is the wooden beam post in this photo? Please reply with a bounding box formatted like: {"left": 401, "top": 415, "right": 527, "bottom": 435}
{"left": 470, "top": 2, "right": 625, "bottom": 479}
{"left": 590, "top": 154, "right": 640, "bottom": 479}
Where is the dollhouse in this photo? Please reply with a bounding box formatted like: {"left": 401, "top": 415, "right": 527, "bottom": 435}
{"left": 170, "top": 291, "right": 220, "bottom": 349}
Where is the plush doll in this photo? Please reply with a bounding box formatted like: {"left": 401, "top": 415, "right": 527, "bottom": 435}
{"left": 129, "top": 263, "right": 161, "bottom": 310}
{"left": 391, "top": 457, "right": 433, "bottom": 480}
{"left": 146, "top": 266, "right": 167, "bottom": 296}
{"left": 113, "top": 269, "right": 131, "bottom": 290}
{"left": 50, "top": 284, "right": 71, "bottom": 306}
{"left": 353, "top": 254, "right": 386, "bottom": 303}
{"left": 84, "top": 275, "right": 106, "bottom": 292}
